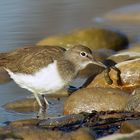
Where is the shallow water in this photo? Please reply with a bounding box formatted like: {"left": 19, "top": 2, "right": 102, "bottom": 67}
{"left": 0, "top": 0, "right": 140, "bottom": 124}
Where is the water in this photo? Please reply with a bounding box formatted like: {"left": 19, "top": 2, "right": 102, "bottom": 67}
{"left": 0, "top": 0, "right": 140, "bottom": 124}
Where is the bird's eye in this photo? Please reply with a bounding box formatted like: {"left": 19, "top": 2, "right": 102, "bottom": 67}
{"left": 80, "top": 52, "right": 87, "bottom": 57}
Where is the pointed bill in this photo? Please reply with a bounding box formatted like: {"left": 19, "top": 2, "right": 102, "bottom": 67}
{"left": 92, "top": 60, "right": 107, "bottom": 68}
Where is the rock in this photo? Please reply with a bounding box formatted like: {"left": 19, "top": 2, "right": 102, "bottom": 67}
{"left": 87, "top": 58, "right": 140, "bottom": 92}
{"left": 3, "top": 98, "right": 39, "bottom": 112}
{"left": 102, "top": 4, "right": 140, "bottom": 23}
{"left": 37, "top": 28, "right": 128, "bottom": 51}
{"left": 125, "top": 43, "right": 140, "bottom": 52}
{"left": 98, "top": 130, "right": 140, "bottom": 140}
{"left": 3, "top": 89, "right": 68, "bottom": 112}
{"left": 64, "top": 87, "right": 129, "bottom": 115}
{"left": 9, "top": 118, "right": 40, "bottom": 127}
{"left": 106, "top": 52, "right": 140, "bottom": 64}
{"left": 0, "top": 126, "right": 95, "bottom": 140}
{"left": 119, "top": 120, "right": 140, "bottom": 134}
{"left": 125, "top": 88, "right": 140, "bottom": 112}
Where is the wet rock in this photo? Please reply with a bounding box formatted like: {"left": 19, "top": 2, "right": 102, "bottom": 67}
{"left": 9, "top": 118, "right": 40, "bottom": 127}
{"left": 0, "top": 126, "right": 95, "bottom": 140}
{"left": 37, "top": 28, "right": 128, "bottom": 51}
{"left": 106, "top": 52, "right": 140, "bottom": 63}
{"left": 119, "top": 120, "right": 140, "bottom": 134}
{"left": 87, "top": 58, "right": 140, "bottom": 92}
{"left": 125, "top": 88, "right": 140, "bottom": 112}
{"left": 98, "top": 130, "right": 140, "bottom": 140}
{"left": 102, "top": 4, "right": 140, "bottom": 23}
{"left": 64, "top": 88, "right": 129, "bottom": 115}
{"left": 3, "top": 98, "right": 39, "bottom": 112}
{"left": 3, "top": 92, "right": 67, "bottom": 113}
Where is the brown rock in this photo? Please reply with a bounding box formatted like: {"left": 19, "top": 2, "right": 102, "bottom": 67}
{"left": 0, "top": 126, "right": 95, "bottom": 140}
{"left": 107, "top": 52, "right": 140, "bottom": 63}
{"left": 37, "top": 28, "right": 128, "bottom": 51}
{"left": 102, "top": 4, "right": 140, "bottom": 23}
{"left": 3, "top": 98, "right": 39, "bottom": 112}
{"left": 125, "top": 88, "right": 140, "bottom": 112}
{"left": 98, "top": 130, "right": 140, "bottom": 140}
{"left": 87, "top": 58, "right": 140, "bottom": 92}
{"left": 119, "top": 120, "right": 140, "bottom": 134}
{"left": 3, "top": 90, "right": 68, "bottom": 113}
{"left": 9, "top": 118, "right": 40, "bottom": 127}
{"left": 64, "top": 87, "right": 129, "bottom": 115}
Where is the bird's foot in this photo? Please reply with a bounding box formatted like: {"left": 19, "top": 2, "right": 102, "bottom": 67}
{"left": 36, "top": 105, "right": 48, "bottom": 119}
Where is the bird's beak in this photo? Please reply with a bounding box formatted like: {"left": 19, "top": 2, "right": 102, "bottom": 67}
{"left": 91, "top": 60, "right": 107, "bottom": 68}
{"left": 88, "top": 55, "right": 107, "bottom": 68}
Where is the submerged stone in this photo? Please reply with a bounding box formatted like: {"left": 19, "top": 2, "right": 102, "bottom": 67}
{"left": 3, "top": 98, "right": 39, "bottom": 112}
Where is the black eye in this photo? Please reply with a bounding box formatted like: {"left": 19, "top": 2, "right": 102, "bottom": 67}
{"left": 80, "top": 52, "right": 87, "bottom": 57}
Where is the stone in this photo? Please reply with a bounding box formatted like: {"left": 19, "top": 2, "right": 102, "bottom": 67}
{"left": 64, "top": 87, "right": 129, "bottom": 115}
{"left": 37, "top": 28, "right": 128, "bottom": 51}
{"left": 3, "top": 89, "right": 68, "bottom": 113}
{"left": 3, "top": 98, "right": 39, "bottom": 112}
{"left": 87, "top": 58, "right": 140, "bottom": 92}
{"left": 106, "top": 52, "right": 140, "bottom": 63}
{"left": 0, "top": 126, "right": 95, "bottom": 140}
{"left": 102, "top": 4, "right": 140, "bottom": 22}
{"left": 98, "top": 130, "right": 140, "bottom": 140}
{"left": 9, "top": 118, "right": 40, "bottom": 127}
{"left": 124, "top": 43, "right": 140, "bottom": 53}
{"left": 119, "top": 120, "right": 140, "bottom": 134}
{"left": 125, "top": 88, "right": 140, "bottom": 112}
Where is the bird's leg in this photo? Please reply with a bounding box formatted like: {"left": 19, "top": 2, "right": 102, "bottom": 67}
{"left": 33, "top": 93, "right": 49, "bottom": 119}
{"left": 41, "top": 95, "right": 49, "bottom": 110}
{"left": 33, "top": 92, "right": 43, "bottom": 107}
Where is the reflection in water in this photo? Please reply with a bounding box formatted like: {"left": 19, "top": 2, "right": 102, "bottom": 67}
{"left": 0, "top": 0, "right": 139, "bottom": 123}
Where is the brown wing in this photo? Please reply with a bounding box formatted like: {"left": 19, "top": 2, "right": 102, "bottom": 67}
{"left": 2, "top": 45, "right": 66, "bottom": 74}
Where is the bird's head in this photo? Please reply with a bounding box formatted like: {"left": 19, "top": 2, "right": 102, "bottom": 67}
{"left": 64, "top": 45, "right": 106, "bottom": 71}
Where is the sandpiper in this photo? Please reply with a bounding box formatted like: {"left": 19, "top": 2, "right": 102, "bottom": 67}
{"left": 0, "top": 45, "right": 106, "bottom": 113}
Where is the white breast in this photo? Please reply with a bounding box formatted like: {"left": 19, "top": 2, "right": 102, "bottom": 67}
{"left": 5, "top": 60, "right": 66, "bottom": 95}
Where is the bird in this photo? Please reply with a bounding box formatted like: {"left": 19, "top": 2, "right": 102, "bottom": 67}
{"left": 0, "top": 45, "right": 106, "bottom": 115}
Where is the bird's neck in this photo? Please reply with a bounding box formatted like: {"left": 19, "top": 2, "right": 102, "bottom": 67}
{"left": 57, "top": 58, "right": 78, "bottom": 84}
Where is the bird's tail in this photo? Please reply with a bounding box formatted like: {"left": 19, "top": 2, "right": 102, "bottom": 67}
{"left": 0, "top": 52, "right": 11, "bottom": 83}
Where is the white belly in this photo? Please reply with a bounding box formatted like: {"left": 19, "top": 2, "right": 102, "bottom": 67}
{"left": 5, "top": 61, "right": 66, "bottom": 95}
